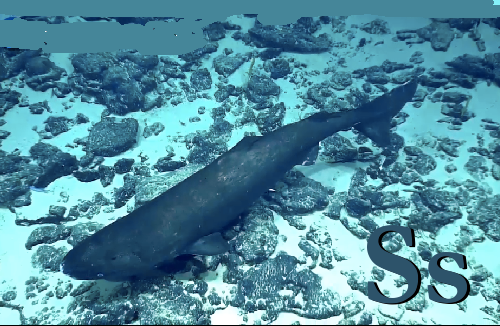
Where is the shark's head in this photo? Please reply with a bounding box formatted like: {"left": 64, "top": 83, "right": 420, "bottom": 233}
{"left": 60, "top": 234, "right": 148, "bottom": 282}
{"left": 60, "top": 229, "right": 196, "bottom": 282}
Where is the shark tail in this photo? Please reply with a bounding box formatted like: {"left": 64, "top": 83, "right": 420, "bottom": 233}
{"left": 299, "top": 79, "right": 418, "bottom": 166}
{"left": 354, "top": 78, "right": 418, "bottom": 147}
{"left": 296, "top": 79, "right": 418, "bottom": 166}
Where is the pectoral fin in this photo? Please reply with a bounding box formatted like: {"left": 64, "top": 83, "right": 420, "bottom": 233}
{"left": 182, "top": 232, "right": 229, "bottom": 256}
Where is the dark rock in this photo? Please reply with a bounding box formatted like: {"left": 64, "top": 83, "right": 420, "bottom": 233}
{"left": 43, "top": 116, "right": 72, "bottom": 136}
{"left": 186, "top": 132, "right": 227, "bottom": 165}
{"left": 153, "top": 158, "right": 187, "bottom": 172}
{"left": 264, "top": 58, "right": 292, "bottom": 79}
{"left": 246, "top": 75, "right": 280, "bottom": 105}
{"left": 190, "top": 68, "right": 212, "bottom": 91}
{"left": 86, "top": 117, "right": 139, "bottom": 157}
{"left": 98, "top": 165, "right": 115, "bottom": 187}
{"left": 255, "top": 102, "right": 286, "bottom": 135}
{"left": 73, "top": 169, "right": 100, "bottom": 182}
{"left": 438, "top": 137, "right": 463, "bottom": 157}
{"left": 114, "top": 158, "right": 134, "bottom": 174}
{"left": 25, "top": 225, "right": 71, "bottom": 250}
{"left": 232, "top": 254, "right": 341, "bottom": 321}
{"left": 29, "top": 101, "right": 50, "bottom": 115}
{"left": 324, "top": 192, "right": 347, "bottom": 220}
{"left": 114, "top": 173, "right": 136, "bottom": 208}
{"left": 264, "top": 170, "right": 331, "bottom": 216}
{"left": 29, "top": 142, "right": 78, "bottom": 188}
{"left": 233, "top": 207, "right": 279, "bottom": 264}
{"left": 407, "top": 190, "right": 464, "bottom": 233}
{"left": 248, "top": 25, "right": 332, "bottom": 53}
{"left": 25, "top": 56, "right": 55, "bottom": 77}
{"left": 468, "top": 195, "right": 500, "bottom": 242}
{"left": 31, "top": 245, "right": 66, "bottom": 272}
{"left": 320, "top": 134, "right": 358, "bottom": 163}
{"left": 345, "top": 198, "right": 372, "bottom": 218}
{"left": 404, "top": 146, "right": 437, "bottom": 176}
{"left": 441, "top": 91, "right": 469, "bottom": 103}
{"left": 213, "top": 54, "right": 248, "bottom": 77}
{"left": 416, "top": 22, "right": 455, "bottom": 51}
{"left": 143, "top": 122, "right": 165, "bottom": 138}
{"left": 360, "top": 19, "right": 390, "bottom": 34}
{"left": 2, "top": 290, "right": 17, "bottom": 301}
{"left": 464, "top": 155, "right": 488, "bottom": 180}
{"left": 445, "top": 53, "right": 500, "bottom": 86}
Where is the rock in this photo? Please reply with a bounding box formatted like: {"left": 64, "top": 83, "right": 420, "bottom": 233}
{"left": 113, "top": 158, "right": 134, "bottom": 174}
{"left": 416, "top": 22, "right": 455, "bottom": 52}
{"left": 464, "top": 155, "right": 488, "bottom": 180}
{"left": 86, "top": 117, "right": 139, "bottom": 157}
{"left": 143, "top": 122, "right": 165, "bottom": 138}
{"left": 29, "top": 142, "right": 78, "bottom": 188}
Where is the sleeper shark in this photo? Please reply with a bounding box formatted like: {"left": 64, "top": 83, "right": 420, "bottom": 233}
{"left": 61, "top": 79, "right": 418, "bottom": 282}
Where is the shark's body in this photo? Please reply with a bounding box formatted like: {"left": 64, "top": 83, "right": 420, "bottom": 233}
{"left": 61, "top": 79, "right": 418, "bottom": 282}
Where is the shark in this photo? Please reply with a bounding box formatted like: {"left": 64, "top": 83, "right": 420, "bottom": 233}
{"left": 61, "top": 79, "right": 418, "bottom": 282}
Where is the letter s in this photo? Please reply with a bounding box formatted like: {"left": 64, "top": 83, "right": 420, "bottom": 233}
{"left": 428, "top": 252, "right": 470, "bottom": 304}
{"left": 367, "top": 225, "right": 421, "bottom": 304}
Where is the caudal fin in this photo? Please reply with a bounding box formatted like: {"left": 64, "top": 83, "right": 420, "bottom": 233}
{"left": 355, "top": 79, "right": 418, "bottom": 147}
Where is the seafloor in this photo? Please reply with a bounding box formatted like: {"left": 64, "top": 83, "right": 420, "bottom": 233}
{"left": 1, "top": 15, "right": 500, "bottom": 325}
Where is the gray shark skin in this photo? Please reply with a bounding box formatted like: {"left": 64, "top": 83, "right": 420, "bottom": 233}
{"left": 61, "top": 79, "right": 418, "bottom": 282}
